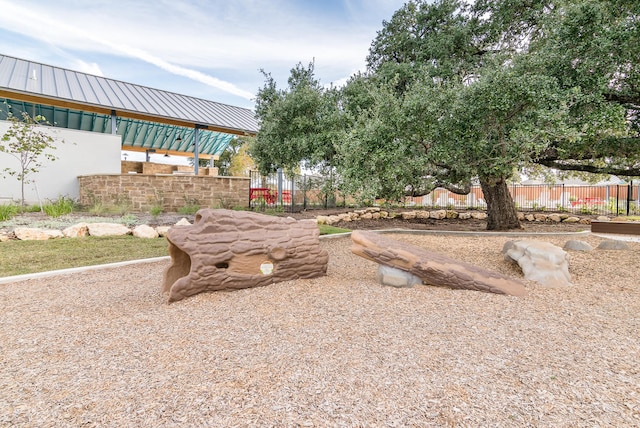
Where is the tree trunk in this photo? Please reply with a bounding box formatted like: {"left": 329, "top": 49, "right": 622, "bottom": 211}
{"left": 480, "top": 176, "right": 521, "bottom": 230}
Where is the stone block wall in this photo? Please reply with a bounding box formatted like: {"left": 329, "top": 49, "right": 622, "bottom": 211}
{"left": 78, "top": 174, "right": 250, "bottom": 212}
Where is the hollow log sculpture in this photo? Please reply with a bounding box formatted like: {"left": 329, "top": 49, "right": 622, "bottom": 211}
{"left": 163, "top": 209, "right": 328, "bottom": 302}
{"left": 351, "top": 230, "right": 527, "bottom": 296}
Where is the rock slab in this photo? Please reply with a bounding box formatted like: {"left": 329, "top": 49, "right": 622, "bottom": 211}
{"left": 503, "top": 240, "right": 572, "bottom": 287}
{"left": 351, "top": 230, "right": 527, "bottom": 296}
{"left": 162, "top": 209, "right": 329, "bottom": 302}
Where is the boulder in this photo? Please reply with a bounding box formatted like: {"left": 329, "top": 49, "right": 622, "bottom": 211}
{"left": 563, "top": 216, "right": 580, "bottom": 223}
{"left": 14, "top": 227, "right": 52, "bottom": 241}
{"left": 377, "top": 265, "right": 423, "bottom": 288}
{"left": 175, "top": 218, "right": 191, "bottom": 226}
{"left": 155, "top": 226, "right": 171, "bottom": 237}
{"left": 351, "top": 230, "right": 526, "bottom": 296}
{"left": 133, "top": 224, "right": 159, "bottom": 239}
{"left": 430, "top": 210, "right": 447, "bottom": 220}
{"left": 596, "top": 216, "right": 610, "bottom": 222}
{"left": 316, "top": 215, "right": 328, "bottom": 225}
{"left": 162, "top": 209, "right": 328, "bottom": 303}
{"left": 87, "top": 223, "right": 130, "bottom": 237}
{"left": 503, "top": 240, "right": 572, "bottom": 287}
{"left": 470, "top": 212, "right": 488, "bottom": 220}
{"left": 548, "top": 214, "right": 562, "bottom": 222}
{"left": 0, "top": 233, "right": 10, "bottom": 242}
{"left": 63, "top": 223, "right": 89, "bottom": 238}
{"left": 524, "top": 214, "right": 535, "bottom": 221}
{"left": 563, "top": 240, "right": 593, "bottom": 252}
{"left": 533, "top": 213, "right": 548, "bottom": 222}
{"left": 415, "top": 210, "right": 430, "bottom": 219}
{"left": 597, "top": 240, "right": 630, "bottom": 250}
{"left": 401, "top": 211, "right": 417, "bottom": 220}
{"left": 458, "top": 212, "right": 471, "bottom": 220}
{"left": 446, "top": 210, "right": 459, "bottom": 219}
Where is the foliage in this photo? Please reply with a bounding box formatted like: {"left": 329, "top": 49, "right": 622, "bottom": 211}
{"left": 218, "top": 136, "right": 256, "bottom": 176}
{"left": 42, "top": 196, "right": 77, "bottom": 218}
{"left": 178, "top": 198, "right": 200, "bottom": 215}
{"left": 253, "top": 0, "right": 640, "bottom": 230}
{"left": 0, "top": 111, "right": 58, "bottom": 208}
{"left": 0, "top": 203, "right": 18, "bottom": 221}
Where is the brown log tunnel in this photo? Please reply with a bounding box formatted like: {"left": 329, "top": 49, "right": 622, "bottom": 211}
{"left": 162, "top": 209, "right": 328, "bottom": 303}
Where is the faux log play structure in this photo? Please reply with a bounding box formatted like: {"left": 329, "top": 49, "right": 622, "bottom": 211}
{"left": 351, "top": 230, "right": 527, "bottom": 296}
{"left": 162, "top": 209, "right": 328, "bottom": 302}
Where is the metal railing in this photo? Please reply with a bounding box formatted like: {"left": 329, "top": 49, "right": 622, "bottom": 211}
{"left": 249, "top": 171, "right": 639, "bottom": 216}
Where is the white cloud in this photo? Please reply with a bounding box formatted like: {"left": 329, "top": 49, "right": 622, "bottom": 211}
{"left": 0, "top": 0, "right": 407, "bottom": 103}
{"left": 70, "top": 60, "right": 104, "bottom": 76}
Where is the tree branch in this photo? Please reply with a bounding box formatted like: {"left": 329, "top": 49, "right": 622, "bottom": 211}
{"left": 537, "top": 159, "right": 640, "bottom": 176}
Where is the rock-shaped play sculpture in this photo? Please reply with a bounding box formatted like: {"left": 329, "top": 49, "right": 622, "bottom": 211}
{"left": 351, "top": 230, "right": 527, "bottom": 296}
{"left": 162, "top": 209, "right": 329, "bottom": 302}
{"left": 502, "top": 240, "right": 572, "bottom": 287}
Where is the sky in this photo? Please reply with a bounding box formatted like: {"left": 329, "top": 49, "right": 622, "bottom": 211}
{"left": 0, "top": 0, "right": 408, "bottom": 111}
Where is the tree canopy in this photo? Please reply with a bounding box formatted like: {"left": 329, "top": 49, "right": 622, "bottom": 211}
{"left": 252, "top": 0, "right": 640, "bottom": 230}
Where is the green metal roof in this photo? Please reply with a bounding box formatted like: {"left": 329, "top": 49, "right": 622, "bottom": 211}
{"left": 0, "top": 98, "right": 233, "bottom": 156}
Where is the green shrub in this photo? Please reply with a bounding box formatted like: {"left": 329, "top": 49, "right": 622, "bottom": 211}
{"left": 150, "top": 205, "right": 163, "bottom": 217}
{"left": 42, "top": 196, "right": 76, "bottom": 217}
{"left": 0, "top": 203, "right": 19, "bottom": 221}
{"left": 178, "top": 198, "right": 200, "bottom": 215}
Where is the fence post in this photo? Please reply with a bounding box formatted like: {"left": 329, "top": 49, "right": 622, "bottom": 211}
{"left": 616, "top": 185, "right": 620, "bottom": 216}
{"left": 277, "top": 168, "right": 283, "bottom": 206}
{"left": 303, "top": 175, "right": 307, "bottom": 210}
{"left": 627, "top": 180, "right": 632, "bottom": 216}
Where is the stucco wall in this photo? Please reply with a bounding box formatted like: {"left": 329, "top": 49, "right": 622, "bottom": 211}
{"left": 0, "top": 121, "right": 121, "bottom": 204}
{"left": 78, "top": 174, "right": 250, "bottom": 212}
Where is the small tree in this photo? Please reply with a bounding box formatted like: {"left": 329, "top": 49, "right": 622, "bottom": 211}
{"left": 0, "top": 112, "right": 57, "bottom": 208}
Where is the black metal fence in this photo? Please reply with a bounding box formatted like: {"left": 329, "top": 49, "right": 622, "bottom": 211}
{"left": 249, "top": 170, "right": 348, "bottom": 212}
{"left": 249, "top": 171, "right": 640, "bottom": 216}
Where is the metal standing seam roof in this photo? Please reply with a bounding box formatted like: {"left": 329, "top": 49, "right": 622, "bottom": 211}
{"left": 0, "top": 53, "right": 259, "bottom": 156}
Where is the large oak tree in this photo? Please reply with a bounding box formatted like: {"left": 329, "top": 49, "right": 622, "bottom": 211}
{"left": 253, "top": 0, "right": 639, "bottom": 230}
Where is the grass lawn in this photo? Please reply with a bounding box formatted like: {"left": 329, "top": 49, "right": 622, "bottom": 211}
{"left": 0, "top": 225, "right": 352, "bottom": 277}
{"left": 0, "top": 236, "right": 170, "bottom": 277}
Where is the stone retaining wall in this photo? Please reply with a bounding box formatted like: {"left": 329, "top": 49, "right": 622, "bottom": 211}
{"left": 317, "top": 207, "right": 594, "bottom": 225}
{"left": 78, "top": 174, "right": 250, "bottom": 212}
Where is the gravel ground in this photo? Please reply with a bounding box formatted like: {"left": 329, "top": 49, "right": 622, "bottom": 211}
{"left": 1, "top": 232, "right": 639, "bottom": 427}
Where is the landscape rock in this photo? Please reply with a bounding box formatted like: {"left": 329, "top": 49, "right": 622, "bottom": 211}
{"left": 458, "top": 212, "right": 471, "bottom": 220}
{"left": 415, "top": 210, "right": 430, "bottom": 219}
{"left": 377, "top": 265, "right": 423, "bottom": 288}
{"left": 133, "top": 224, "right": 159, "bottom": 239}
{"left": 401, "top": 211, "right": 417, "bottom": 220}
{"left": 548, "top": 214, "right": 562, "bottom": 222}
{"left": 524, "top": 214, "right": 535, "bottom": 221}
{"left": 155, "top": 226, "right": 171, "bottom": 237}
{"left": 316, "top": 215, "right": 328, "bottom": 225}
{"left": 14, "top": 227, "right": 52, "bottom": 241}
{"left": 503, "top": 240, "right": 572, "bottom": 287}
{"left": 163, "top": 209, "right": 328, "bottom": 303}
{"left": 470, "top": 212, "right": 488, "bottom": 220}
{"left": 597, "top": 240, "right": 630, "bottom": 250}
{"left": 175, "top": 218, "right": 191, "bottom": 226}
{"left": 45, "top": 230, "right": 64, "bottom": 239}
{"left": 596, "top": 216, "right": 610, "bottom": 222}
{"left": 563, "top": 240, "right": 593, "bottom": 252}
{"left": 534, "top": 213, "right": 548, "bottom": 222}
{"left": 563, "top": 216, "right": 580, "bottom": 223}
{"left": 0, "top": 233, "right": 10, "bottom": 242}
{"left": 87, "top": 223, "right": 131, "bottom": 237}
{"left": 63, "top": 223, "right": 89, "bottom": 238}
{"left": 351, "top": 230, "right": 526, "bottom": 296}
{"left": 430, "top": 210, "right": 447, "bottom": 220}
{"left": 446, "top": 210, "right": 459, "bottom": 219}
